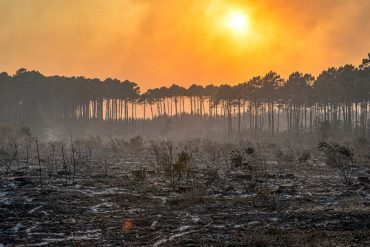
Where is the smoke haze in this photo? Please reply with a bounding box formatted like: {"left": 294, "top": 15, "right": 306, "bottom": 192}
{"left": 0, "top": 0, "right": 369, "bottom": 90}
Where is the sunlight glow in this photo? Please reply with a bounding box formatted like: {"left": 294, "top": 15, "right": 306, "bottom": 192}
{"left": 228, "top": 12, "right": 249, "bottom": 33}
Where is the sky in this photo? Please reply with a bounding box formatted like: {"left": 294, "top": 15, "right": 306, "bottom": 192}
{"left": 0, "top": 0, "right": 369, "bottom": 91}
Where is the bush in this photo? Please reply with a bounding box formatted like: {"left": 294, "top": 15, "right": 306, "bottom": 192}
{"left": 128, "top": 135, "right": 144, "bottom": 154}
{"left": 318, "top": 142, "right": 356, "bottom": 185}
{"left": 275, "top": 149, "right": 295, "bottom": 165}
{"left": 229, "top": 147, "right": 256, "bottom": 169}
{"left": 297, "top": 149, "right": 311, "bottom": 163}
{"left": 245, "top": 147, "right": 255, "bottom": 155}
{"left": 174, "top": 151, "right": 192, "bottom": 180}
{"left": 149, "top": 140, "right": 174, "bottom": 174}
{"left": 230, "top": 150, "right": 246, "bottom": 168}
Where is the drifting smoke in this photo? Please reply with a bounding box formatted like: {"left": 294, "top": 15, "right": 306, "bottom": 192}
{"left": 0, "top": 0, "right": 369, "bottom": 90}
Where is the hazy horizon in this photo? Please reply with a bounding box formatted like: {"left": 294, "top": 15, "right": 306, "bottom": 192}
{"left": 1, "top": 0, "right": 369, "bottom": 90}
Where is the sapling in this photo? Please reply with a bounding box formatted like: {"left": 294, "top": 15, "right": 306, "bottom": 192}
{"left": 35, "top": 140, "right": 42, "bottom": 189}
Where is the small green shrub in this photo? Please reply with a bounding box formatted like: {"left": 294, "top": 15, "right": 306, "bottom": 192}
{"left": 174, "top": 151, "right": 192, "bottom": 180}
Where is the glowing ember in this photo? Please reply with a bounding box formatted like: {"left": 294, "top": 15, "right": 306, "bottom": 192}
{"left": 122, "top": 218, "right": 134, "bottom": 234}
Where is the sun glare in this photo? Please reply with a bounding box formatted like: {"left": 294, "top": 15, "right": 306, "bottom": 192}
{"left": 228, "top": 12, "right": 249, "bottom": 33}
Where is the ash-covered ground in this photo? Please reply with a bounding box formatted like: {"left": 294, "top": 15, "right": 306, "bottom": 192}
{"left": 1, "top": 141, "right": 370, "bottom": 246}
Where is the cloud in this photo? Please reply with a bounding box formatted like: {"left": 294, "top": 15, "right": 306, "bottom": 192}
{"left": 0, "top": 0, "right": 369, "bottom": 90}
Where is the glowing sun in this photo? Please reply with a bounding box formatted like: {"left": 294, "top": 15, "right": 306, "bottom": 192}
{"left": 227, "top": 12, "right": 249, "bottom": 33}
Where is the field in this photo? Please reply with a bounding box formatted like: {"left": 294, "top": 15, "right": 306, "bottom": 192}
{"left": 1, "top": 138, "right": 370, "bottom": 246}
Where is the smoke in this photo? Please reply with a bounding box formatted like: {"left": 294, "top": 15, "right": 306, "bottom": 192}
{"left": 0, "top": 0, "right": 369, "bottom": 90}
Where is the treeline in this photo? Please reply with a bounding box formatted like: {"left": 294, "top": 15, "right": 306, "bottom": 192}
{"left": 0, "top": 54, "right": 369, "bottom": 135}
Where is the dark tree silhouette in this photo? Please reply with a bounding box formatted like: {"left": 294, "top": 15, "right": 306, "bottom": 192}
{"left": 0, "top": 53, "right": 369, "bottom": 136}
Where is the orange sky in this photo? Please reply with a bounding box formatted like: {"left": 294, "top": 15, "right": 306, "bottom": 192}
{"left": 0, "top": 0, "right": 369, "bottom": 91}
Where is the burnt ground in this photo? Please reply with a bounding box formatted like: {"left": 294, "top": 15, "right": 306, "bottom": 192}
{"left": 1, "top": 160, "right": 370, "bottom": 246}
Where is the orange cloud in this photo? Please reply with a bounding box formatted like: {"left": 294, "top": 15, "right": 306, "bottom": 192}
{"left": 0, "top": 0, "right": 369, "bottom": 91}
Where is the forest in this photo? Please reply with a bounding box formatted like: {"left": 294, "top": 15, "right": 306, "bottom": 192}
{"left": 0, "top": 54, "right": 370, "bottom": 246}
{"left": 1, "top": 0, "right": 370, "bottom": 244}
{"left": 0, "top": 54, "right": 369, "bottom": 139}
